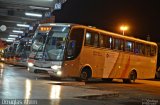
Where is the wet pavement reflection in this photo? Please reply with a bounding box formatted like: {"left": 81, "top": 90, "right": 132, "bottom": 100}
{"left": 0, "top": 62, "right": 115, "bottom": 105}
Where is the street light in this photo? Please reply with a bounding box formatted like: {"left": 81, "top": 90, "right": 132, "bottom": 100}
{"left": 120, "top": 25, "right": 129, "bottom": 35}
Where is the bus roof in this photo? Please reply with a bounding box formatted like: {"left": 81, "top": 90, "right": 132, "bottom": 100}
{"left": 73, "top": 25, "right": 157, "bottom": 46}
{"left": 38, "top": 23, "right": 157, "bottom": 46}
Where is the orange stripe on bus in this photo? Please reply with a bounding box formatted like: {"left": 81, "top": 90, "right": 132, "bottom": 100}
{"left": 121, "top": 56, "right": 130, "bottom": 78}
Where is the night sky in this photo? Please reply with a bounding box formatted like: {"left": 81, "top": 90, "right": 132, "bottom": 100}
{"left": 53, "top": 0, "right": 160, "bottom": 42}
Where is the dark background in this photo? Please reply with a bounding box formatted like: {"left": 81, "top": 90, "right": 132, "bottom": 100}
{"left": 53, "top": 0, "right": 160, "bottom": 42}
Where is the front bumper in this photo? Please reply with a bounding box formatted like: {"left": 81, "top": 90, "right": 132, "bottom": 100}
{"left": 28, "top": 65, "right": 62, "bottom": 77}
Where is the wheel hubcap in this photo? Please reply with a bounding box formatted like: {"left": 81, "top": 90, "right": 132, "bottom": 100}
{"left": 81, "top": 72, "right": 88, "bottom": 80}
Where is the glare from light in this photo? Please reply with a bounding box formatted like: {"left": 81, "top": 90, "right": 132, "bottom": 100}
{"left": 49, "top": 23, "right": 70, "bottom": 27}
{"left": 51, "top": 65, "right": 61, "bottom": 70}
{"left": 57, "top": 71, "right": 62, "bottom": 76}
{"left": 62, "top": 27, "right": 66, "bottom": 32}
{"left": 120, "top": 25, "right": 129, "bottom": 35}
{"left": 120, "top": 26, "right": 128, "bottom": 31}
{"left": 49, "top": 23, "right": 56, "bottom": 26}
{"left": 109, "top": 38, "right": 112, "bottom": 43}
{"left": 29, "top": 6, "right": 50, "bottom": 10}
{"left": 17, "top": 24, "right": 30, "bottom": 28}
{"left": 86, "top": 33, "right": 91, "bottom": 38}
{"left": 128, "top": 42, "right": 132, "bottom": 47}
{"left": 12, "top": 30, "right": 24, "bottom": 33}
{"left": 50, "top": 85, "right": 61, "bottom": 99}
{"left": 9, "top": 35, "right": 18, "bottom": 37}
{"left": 25, "top": 12, "right": 42, "bottom": 17}
{"left": 28, "top": 62, "right": 34, "bottom": 67}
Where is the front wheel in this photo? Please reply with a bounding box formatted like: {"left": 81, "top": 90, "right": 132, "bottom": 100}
{"left": 79, "top": 68, "right": 92, "bottom": 81}
{"left": 80, "top": 71, "right": 89, "bottom": 81}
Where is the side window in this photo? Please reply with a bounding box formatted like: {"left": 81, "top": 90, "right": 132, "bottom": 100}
{"left": 135, "top": 43, "right": 145, "bottom": 55}
{"left": 125, "top": 41, "right": 133, "bottom": 52}
{"left": 99, "top": 33, "right": 112, "bottom": 49}
{"left": 151, "top": 46, "right": 156, "bottom": 56}
{"left": 66, "top": 28, "right": 84, "bottom": 60}
{"left": 120, "top": 39, "right": 124, "bottom": 50}
{"left": 99, "top": 34, "right": 105, "bottom": 48}
{"left": 114, "top": 38, "right": 120, "bottom": 50}
{"left": 113, "top": 38, "right": 124, "bottom": 50}
{"left": 85, "top": 33, "right": 91, "bottom": 45}
{"left": 85, "top": 30, "right": 99, "bottom": 47}
{"left": 93, "top": 33, "right": 99, "bottom": 47}
{"left": 145, "top": 45, "right": 151, "bottom": 56}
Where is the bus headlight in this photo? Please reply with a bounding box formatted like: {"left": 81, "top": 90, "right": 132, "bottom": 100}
{"left": 28, "top": 62, "right": 34, "bottom": 67}
{"left": 51, "top": 65, "right": 61, "bottom": 70}
{"left": 57, "top": 71, "right": 62, "bottom": 76}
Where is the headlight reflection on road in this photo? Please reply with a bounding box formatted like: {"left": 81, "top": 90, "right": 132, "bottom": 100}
{"left": 25, "top": 79, "right": 32, "bottom": 99}
{"left": 50, "top": 85, "right": 61, "bottom": 99}
{"left": 0, "top": 63, "right": 4, "bottom": 78}
{"left": 0, "top": 63, "right": 4, "bottom": 69}
{"left": 0, "top": 69, "right": 3, "bottom": 78}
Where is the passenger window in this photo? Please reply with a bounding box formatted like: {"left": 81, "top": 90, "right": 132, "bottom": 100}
{"left": 85, "top": 33, "right": 91, "bottom": 45}
{"left": 99, "top": 35, "right": 105, "bottom": 47}
{"left": 85, "top": 30, "right": 99, "bottom": 47}
{"left": 113, "top": 38, "right": 124, "bottom": 50}
{"left": 93, "top": 33, "right": 99, "bottom": 47}
{"left": 114, "top": 38, "right": 120, "bottom": 50}
{"left": 145, "top": 45, "right": 151, "bottom": 56}
{"left": 135, "top": 43, "right": 145, "bottom": 55}
{"left": 125, "top": 41, "right": 133, "bottom": 52}
{"left": 106, "top": 36, "right": 112, "bottom": 49}
{"left": 151, "top": 46, "right": 156, "bottom": 56}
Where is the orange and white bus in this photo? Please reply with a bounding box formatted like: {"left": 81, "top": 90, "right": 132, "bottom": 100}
{"left": 28, "top": 23, "right": 158, "bottom": 83}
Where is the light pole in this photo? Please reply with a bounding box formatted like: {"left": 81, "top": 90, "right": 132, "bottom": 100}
{"left": 120, "top": 25, "right": 129, "bottom": 35}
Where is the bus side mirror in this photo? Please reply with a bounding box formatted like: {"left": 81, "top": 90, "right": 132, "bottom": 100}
{"left": 67, "top": 40, "right": 76, "bottom": 59}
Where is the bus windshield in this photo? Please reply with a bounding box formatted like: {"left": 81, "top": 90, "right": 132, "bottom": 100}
{"left": 29, "top": 32, "right": 48, "bottom": 58}
{"left": 35, "top": 26, "right": 70, "bottom": 61}
{"left": 31, "top": 32, "right": 48, "bottom": 52}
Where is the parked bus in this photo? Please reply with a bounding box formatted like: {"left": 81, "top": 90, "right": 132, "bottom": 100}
{"left": 3, "top": 41, "right": 19, "bottom": 64}
{"left": 28, "top": 23, "right": 158, "bottom": 83}
{"left": 13, "top": 38, "right": 32, "bottom": 66}
{"left": 27, "top": 23, "right": 52, "bottom": 67}
{"left": 155, "top": 43, "right": 160, "bottom": 79}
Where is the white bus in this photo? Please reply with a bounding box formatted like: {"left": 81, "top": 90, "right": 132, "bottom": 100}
{"left": 13, "top": 38, "right": 32, "bottom": 66}
{"left": 28, "top": 23, "right": 158, "bottom": 83}
{"left": 27, "top": 23, "right": 52, "bottom": 67}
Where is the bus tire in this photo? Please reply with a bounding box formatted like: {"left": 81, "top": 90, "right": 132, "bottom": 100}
{"left": 123, "top": 70, "right": 137, "bottom": 84}
{"left": 102, "top": 78, "right": 113, "bottom": 82}
{"left": 80, "top": 67, "right": 92, "bottom": 81}
{"left": 50, "top": 75, "right": 61, "bottom": 81}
